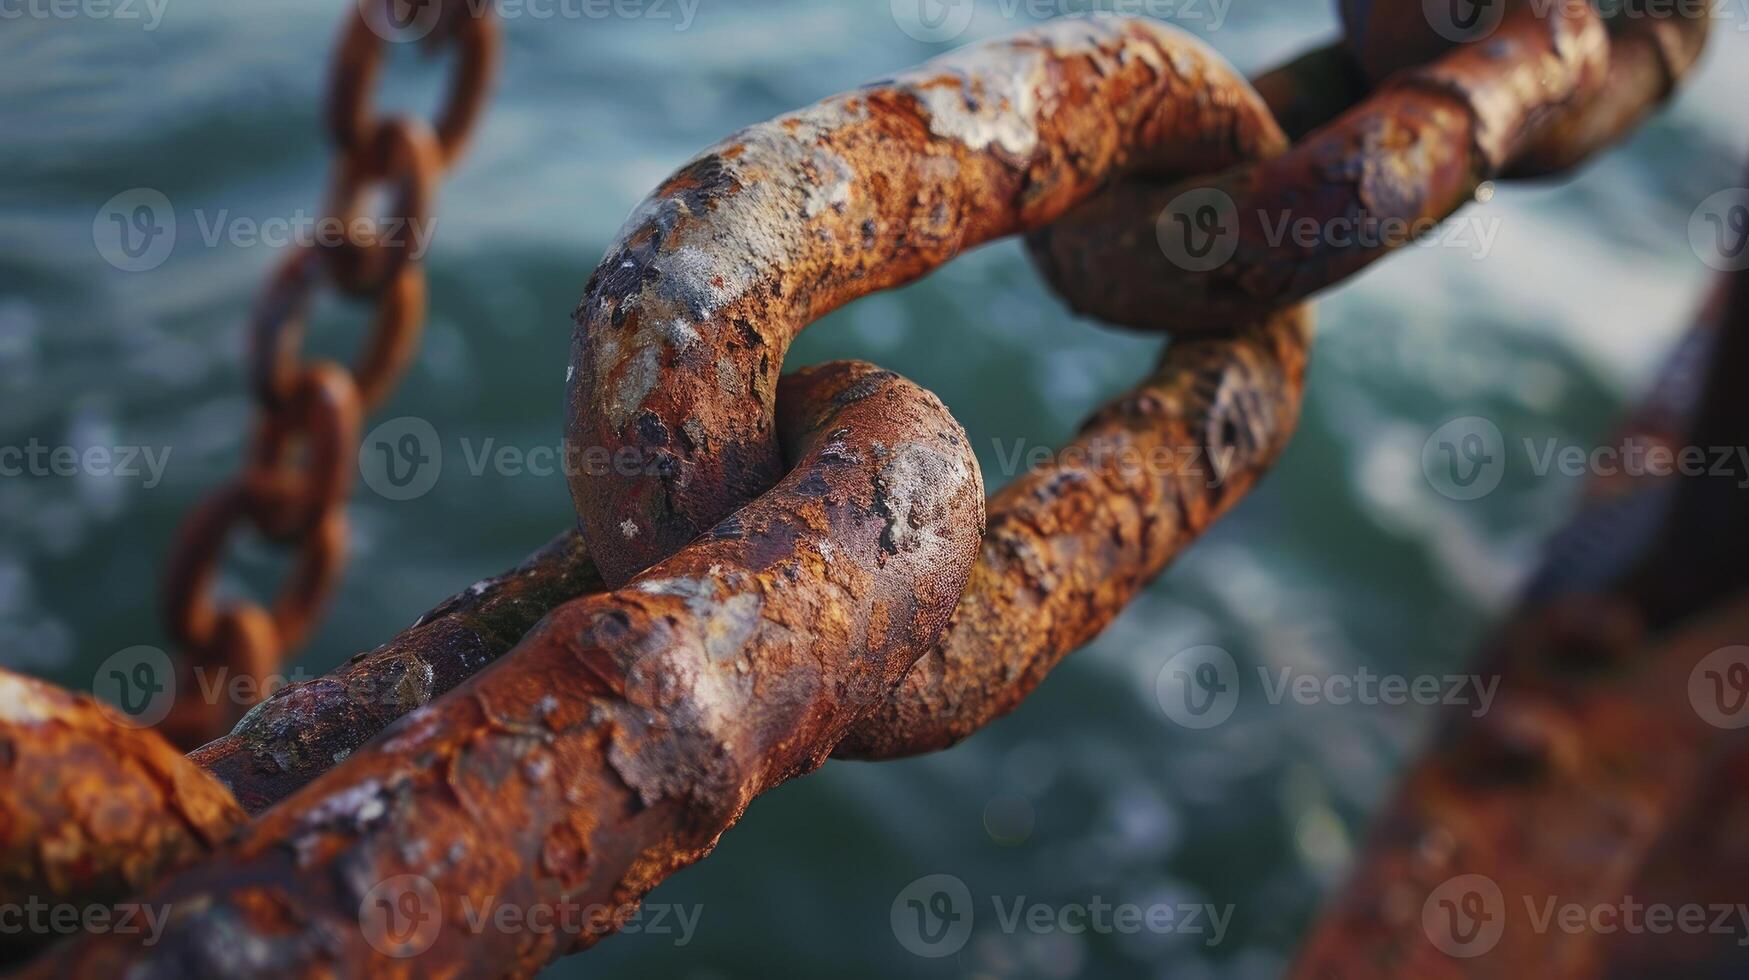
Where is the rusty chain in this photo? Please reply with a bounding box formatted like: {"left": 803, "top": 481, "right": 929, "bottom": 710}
{"left": 14, "top": 2, "right": 1720, "bottom": 975}
{"left": 155, "top": 0, "right": 500, "bottom": 748}
{"left": 0, "top": 669, "right": 245, "bottom": 967}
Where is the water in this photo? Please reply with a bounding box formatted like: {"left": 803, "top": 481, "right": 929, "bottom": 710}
{"left": 2, "top": 2, "right": 1746, "bottom": 976}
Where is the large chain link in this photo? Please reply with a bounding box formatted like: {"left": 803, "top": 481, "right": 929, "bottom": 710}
{"left": 156, "top": 0, "right": 499, "bottom": 748}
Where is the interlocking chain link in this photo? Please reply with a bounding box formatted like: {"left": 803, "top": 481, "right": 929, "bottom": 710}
{"left": 157, "top": 0, "right": 499, "bottom": 748}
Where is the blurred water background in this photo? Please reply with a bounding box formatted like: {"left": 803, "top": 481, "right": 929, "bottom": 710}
{"left": 2, "top": 1, "right": 1747, "bottom": 976}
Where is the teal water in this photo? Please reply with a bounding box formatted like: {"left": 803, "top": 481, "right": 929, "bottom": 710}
{"left": 2, "top": 2, "right": 1747, "bottom": 976}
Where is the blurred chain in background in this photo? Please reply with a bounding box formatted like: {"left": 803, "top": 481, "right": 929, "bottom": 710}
{"left": 155, "top": 0, "right": 499, "bottom": 748}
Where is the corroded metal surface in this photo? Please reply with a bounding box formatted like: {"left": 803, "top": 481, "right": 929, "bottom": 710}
{"left": 1249, "top": 41, "right": 1371, "bottom": 141}
{"left": 1289, "top": 590, "right": 1749, "bottom": 979}
{"left": 1292, "top": 258, "right": 1749, "bottom": 979}
{"left": 1506, "top": 5, "right": 1711, "bottom": 177}
{"left": 1339, "top": 0, "right": 1712, "bottom": 179}
{"left": 838, "top": 308, "right": 1310, "bottom": 757}
{"left": 1627, "top": 261, "right": 1749, "bottom": 626}
{"left": 566, "top": 16, "right": 1288, "bottom": 587}
{"left": 191, "top": 530, "right": 602, "bottom": 814}
{"left": 27, "top": 362, "right": 983, "bottom": 977}
{"left": 1029, "top": 1, "right": 1611, "bottom": 332}
{"left": 0, "top": 670, "right": 244, "bottom": 965}
{"left": 1596, "top": 747, "right": 1749, "bottom": 977}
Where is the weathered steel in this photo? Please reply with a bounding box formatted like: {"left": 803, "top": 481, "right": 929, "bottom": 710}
{"left": 27, "top": 361, "right": 984, "bottom": 978}
{"left": 1595, "top": 746, "right": 1749, "bottom": 977}
{"left": 838, "top": 307, "right": 1310, "bottom": 757}
{"left": 1248, "top": 41, "right": 1371, "bottom": 142}
{"left": 191, "top": 530, "right": 602, "bottom": 814}
{"left": 0, "top": 670, "right": 244, "bottom": 965}
{"left": 566, "top": 16, "right": 1289, "bottom": 587}
{"left": 1029, "top": 1, "right": 1612, "bottom": 333}
{"left": 1338, "top": 0, "right": 1711, "bottom": 178}
{"left": 1627, "top": 260, "right": 1749, "bottom": 627}
{"left": 1289, "top": 590, "right": 1749, "bottom": 979}
{"left": 1292, "top": 257, "right": 1749, "bottom": 977}
{"left": 159, "top": 26, "right": 1344, "bottom": 816}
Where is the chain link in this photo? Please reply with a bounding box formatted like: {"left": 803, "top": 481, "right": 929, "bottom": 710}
{"left": 157, "top": 0, "right": 499, "bottom": 748}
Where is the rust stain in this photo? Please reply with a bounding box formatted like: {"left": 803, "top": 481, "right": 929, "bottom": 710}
{"left": 567, "top": 15, "right": 1287, "bottom": 586}
{"left": 0, "top": 670, "right": 245, "bottom": 966}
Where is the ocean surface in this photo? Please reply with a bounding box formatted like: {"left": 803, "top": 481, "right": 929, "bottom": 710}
{"left": 2, "top": 1, "right": 1747, "bottom": 976}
